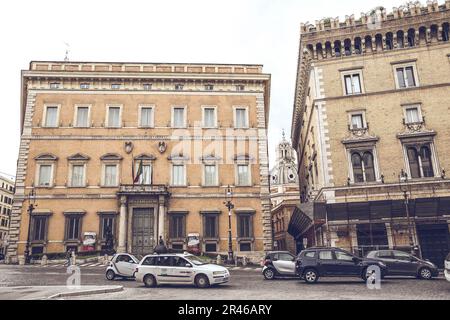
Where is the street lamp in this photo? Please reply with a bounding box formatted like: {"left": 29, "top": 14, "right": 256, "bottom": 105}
{"left": 24, "top": 187, "right": 37, "bottom": 264}
{"left": 224, "top": 185, "right": 235, "bottom": 264}
{"left": 398, "top": 170, "right": 416, "bottom": 255}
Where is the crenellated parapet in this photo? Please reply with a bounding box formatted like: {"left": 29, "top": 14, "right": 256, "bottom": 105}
{"left": 300, "top": 1, "right": 450, "bottom": 61}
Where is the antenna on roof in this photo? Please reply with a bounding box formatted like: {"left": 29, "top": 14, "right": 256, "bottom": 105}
{"left": 63, "top": 42, "right": 70, "bottom": 61}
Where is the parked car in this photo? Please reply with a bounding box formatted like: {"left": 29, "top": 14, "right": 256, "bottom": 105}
{"left": 106, "top": 253, "right": 139, "bottom": 280}
{"left": 366, "top": 250, "right": 439, "bottom": 280}
{"left": 445, "top": 253, "right": 450, "bottom": 282}
{"left": 295, "top": 247, "right": 388, "bottom": 284}
{"left": 135, "top": 253, "right": 230, "bottom": 288}
{"left": 261, "top": 251, "right": 296, "bottom": 280}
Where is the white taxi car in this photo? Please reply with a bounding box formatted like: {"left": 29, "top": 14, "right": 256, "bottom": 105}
{"left": 135, "top": 253, "right": 230, "bottom": 288}
{"left": 106, "top": 253, "right": 139, "bottom": 280}
{"left": 445, "top": 253, "right": 450, "bottom": 282}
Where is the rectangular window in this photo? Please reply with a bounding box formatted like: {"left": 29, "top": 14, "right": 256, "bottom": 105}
{"left": 173, "top": 107, "right": 186, "bottom": 128}
{"left": 38, "top": 165, "right": 52, "bottom": 187}
{"left": 175, "top": 84, "right": 184, "bottom": 91}
{"left": 204, "top": 165, "right": 217, "bottom": 186}
{"left": 169, "top": 215, "right": 185, "bottom": 239}
{"left": 235, "top": 108, "right": 248, "bottom": 129}
{"left": 45, "top": 106, "right": 58, "bottom": 127}
{"left": 172, "top": 165, "right": 185, "bottom": 186}
{"left": 50, "top": 83, "right": 60, "bottom": 89}
{"left": 239, "top": 242, "right": 252, "bottom": 252}
{"left": 76, "top": 107, "right": 89, "bottom": 127}
{"left": 107, "top": 107, "right": 121, "bottom": 128}
{"left": 143, "top": 83, "right": 152, "bottom": 90}
{"left": 32, "top": 216, "right": 47, "bottom": 241}
{"left": 351, "top": 114, "right": 364, "bottom": 129}
{"left": 237, "top": 165, "right": 250, "bottom": 186}
{"left": 238, "top": 215, "right": 252, "bottom": 238}
{"left": 66, "top": 216, "right": 81, "bottom": 240}
{"left": 204, "top": 215, "right": 218, "bottom": 238}
{"left": 80, "top": 83, "right": 90, "bottom": 89}
{"left": 396, "top": 66, "right": 416, "bottom": 88}
{"left": 344, "top": 74, "right": 362, "bottom": 95}
{"left": 100, "top": 215, "right": 115, "bottom": 240}
{"left": 104, "top": 165, "right": 118, "bottom": 187}
{"left": 138, "top": 164, "right": 152, "bottom": 185}
{"left": 111, "top": 84, "right": 121, "bottom": 90}
{"left": 236, "top": 85, "right": 245, "bottom": 91}
{"left": 205, "top": 243, "right": 217, "bottom": 252}
{"left": 205, "top": 84, "right": 214, "bottom": 91}
{"left": 140, "top": 107, "right": 154, "bottom": 127}
{"left": 203, "top": 107, "right": 216, "bottom": 128}
{"left": 405, "top": 107, "right": 420, "bottom": 124}
{"left": 71, "top": 165, "right": 85, "bottom": 187}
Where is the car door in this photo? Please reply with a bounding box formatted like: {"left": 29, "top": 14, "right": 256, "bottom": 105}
{"left": 317, "top": 250, "right": 337, "bottom": 275}
{"left": 375, "top": 250, "right": 398, "bottom": 275}
{"left": 334, "top": 250, "right": 361, "bottom": 276}
{"left": 392, "top": 251, "right": 418, "bottom": 275}
{"left": 272, "top": 253, "right": 296, "bottom": 275}
{"left": 115, "top": 254, "right": 136, "bottom": 276}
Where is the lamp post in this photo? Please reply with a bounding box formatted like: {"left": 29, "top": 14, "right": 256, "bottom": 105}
{"left": 224, "top": 185, "right": 235, "bottom": 264}
{"left": 398, "top": 170, "right": 416, "bottom": 255}
{"left": 24, "top": 188, "right": 37, "bottom": 264}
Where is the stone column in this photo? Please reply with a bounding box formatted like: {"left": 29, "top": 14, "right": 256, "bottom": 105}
{"left": 158, "top": 196, "right": 166, "bottom": 242}
{"left": 117, "top": 196, "right": 127, "bottom": 253}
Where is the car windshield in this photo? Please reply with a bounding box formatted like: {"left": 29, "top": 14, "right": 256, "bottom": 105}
{"left": 186, "top": 256, "right": 208, "bottom": 266}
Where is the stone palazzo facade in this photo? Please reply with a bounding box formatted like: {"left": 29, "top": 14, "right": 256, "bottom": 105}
{"left": 292, "top": 1, "right": 450, "bottom": 266}
{"left": 7, "top": 61, "right": 272, "bottom": 263}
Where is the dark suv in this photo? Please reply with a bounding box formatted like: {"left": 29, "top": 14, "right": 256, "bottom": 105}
{"left": 295, "top": 247, "right": 388, "bottom": 284}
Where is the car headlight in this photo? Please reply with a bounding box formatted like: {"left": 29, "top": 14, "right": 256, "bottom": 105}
{"left": 213, "top": 271, "right": 227, "bottom": 276}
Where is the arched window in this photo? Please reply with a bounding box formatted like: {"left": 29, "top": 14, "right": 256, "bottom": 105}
{"left": 365, "top": 36, "right": 373, "bottom": 52}
{"left": 344, "top": 39, "right": 352, "bottom": 56}
{"left": 316, "top": 43, "right": 324, "bottom": 59}
{"left": 407, "top": 29, "right": 416, "bottom": 47}
{"left": 443, "top": 23, "right": 450, "bottom": 42}
{"left": 352, "top": 153, "right": 364, "bottom": 183}
{"left": 375, "top": 34, "right": 383, "bottom": 51}
{"left": 386, "top": 32, "right": 394, "bottom": 50}
{"left": 430, "top": 25, "right": 439, "bottom": 42}
{"left": 420, "top": 146, "right": 434, "bottom": 177}
{"left": 354, "top": 37, "right": 362, "bottom": 54}
{"left": 407, "top": 148, "right": 420, "bottom": 179}
{"left": 363, "top": 152, "right": 376, "bottom": 182}
{"left": 397, "top": 30, "right": 405, "bottom": 48}
{"left": 419, "top": 26, "right": 427, "bottom": 45}
{"left": 325, "top": 42, "right": 332, "bottom": 57}
{"left": 407, "top": 145, "right": 435, "bottom": 179}
{"left": 334, "top": 40, "right": 342, "bottom": 57}
{"left": 351, "top": 151, "right": 376, "bottom": 183}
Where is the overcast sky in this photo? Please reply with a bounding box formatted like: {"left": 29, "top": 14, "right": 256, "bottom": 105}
{"left": 0, "top": 0, "right": 402, "bottom": 179}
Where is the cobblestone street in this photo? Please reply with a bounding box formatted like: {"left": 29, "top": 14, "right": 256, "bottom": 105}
{"left": 0, "top": 265, "right": 449, "bottom": 300}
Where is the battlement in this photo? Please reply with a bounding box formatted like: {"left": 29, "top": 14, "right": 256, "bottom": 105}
{"left": 301, "top": 0, "right": 449, "bottom": 34}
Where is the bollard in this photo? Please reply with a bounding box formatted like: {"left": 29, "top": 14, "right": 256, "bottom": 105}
{"left": 216, "top": 255, "right": 223, "bottom": 265}
{"left": 71, "top": 251, "right": 76, "bottom": 266}
{"left": 41, "top": 255, "right": 48, "bottom": 266}
{"left": 18, "top": 255, "right": 25, "bottom": 266}
{"left": 242, "top": 256, "right": 248, "bottom": 267}
{"left": 104, "top": 254, "right": 109, "bottom": 265}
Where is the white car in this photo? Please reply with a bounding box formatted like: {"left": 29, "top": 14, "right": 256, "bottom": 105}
{"left": 135, "top": 253, "right": 230, "bottom": 288}
{"left": 445, "top": 253, "right": 450, "bottom": 282}
{"left": 106, "top": 253, "right": 139, "bottom": 280}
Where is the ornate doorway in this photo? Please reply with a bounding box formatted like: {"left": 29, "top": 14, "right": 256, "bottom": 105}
{"left": 131, "top": 208, "right": 155, "bottom": 256}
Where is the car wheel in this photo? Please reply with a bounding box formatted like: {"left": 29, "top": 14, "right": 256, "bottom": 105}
{"left": 303, "top": 269, "right": 319, "bottom": 284}
{"left": 263, "top": 268, "right": 276, "bottom": 280}
{"left": 195, "top": 274, "right": 210, "bottom": 288}
{"left": 418, "top": 267, "right": 433, "bottom": 280}
{"left": 143, "top": 274, "right": 157, "bottom": 288}
{"left": 105, "top": 270, "right": 115, "bottom": 281}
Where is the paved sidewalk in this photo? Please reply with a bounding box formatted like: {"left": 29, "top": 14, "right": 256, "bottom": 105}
{"left": 0, "top": 285, "right": 123, "bottom": 300}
